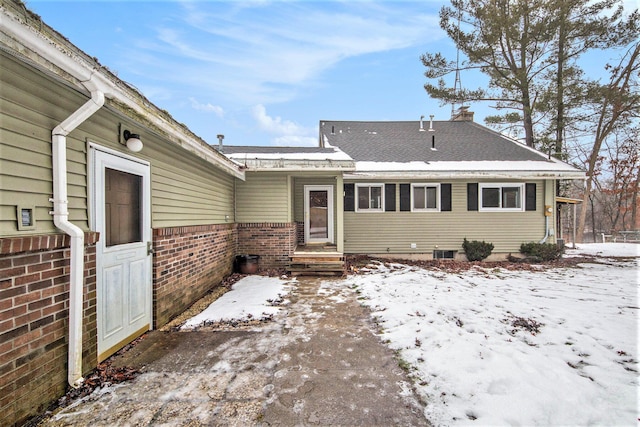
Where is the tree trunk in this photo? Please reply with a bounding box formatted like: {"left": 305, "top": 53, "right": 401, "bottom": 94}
{"left": 578, "top": 175, "right": 594, "bottom": 243}
{"left": 590, "top": 194, "right": 596, "bottom": 242}
{"left": 555, "top": 1, "right": 566, "bottom": 157}
{"left": 576, "top": 44, "right": 640, "bottom": 242}
{"left": 632, "top": 167, "right": 639, "bottom": 229}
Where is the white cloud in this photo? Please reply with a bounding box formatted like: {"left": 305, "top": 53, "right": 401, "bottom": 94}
{"left": 126, "top": 2, "right": 441, "bottom": 105}
{"left": 189, "top": 97, "right": 224, "bottom": 117}
{"left": 252, "top": 104, "right": 317, "bottom": 146}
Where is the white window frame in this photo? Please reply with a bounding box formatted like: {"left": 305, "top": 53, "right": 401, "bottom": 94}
{"left": 411, "top": 183, "right": 440, "bottom": 212}
{"left": 479, "top": 183, "right": 525, "bottom": 212}
{"left": 355, "top": 183, "right": 384, "bottom": 212}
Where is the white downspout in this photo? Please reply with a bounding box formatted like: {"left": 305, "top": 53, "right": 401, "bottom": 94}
{"left": 50, "top": 78, "right": 104, "bottom": 388}
{"left": 539, "top": 216, "right": 550, "bottom": 244}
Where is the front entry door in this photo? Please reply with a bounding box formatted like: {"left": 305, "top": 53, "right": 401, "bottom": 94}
{"left": 304, "top": 185, "right": 334, "bottom": 244}
{"left": 91, "top": 147, "right": 152, "bottom": 361}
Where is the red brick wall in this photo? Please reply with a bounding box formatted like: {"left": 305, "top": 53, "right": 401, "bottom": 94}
{"left": 236, "top": 222, "right": 297, "bottom": 269}
{"left": 0, "top": 222, "right": 298, "bottom": 425}
{"left": 296, "top": 221, "right": 304, "bottom": 245}
{"left": 152, "top": 224, "right": 235, "bottom": 328}
{"left": 0, "top": 233, "right": 98, "bottom": 427}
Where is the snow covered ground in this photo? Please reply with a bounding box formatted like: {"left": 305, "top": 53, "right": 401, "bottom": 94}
{"left": 565, "top": 242, "right": 639, "bottom": 258}
{"left": 181, "top": 276, "right": 295, "bottom": 329}
{"left": 347, "top": 243, "right": 639, "bottom": 426}
{"left": 183, "top": 243, "right": 638, "bottom": 425}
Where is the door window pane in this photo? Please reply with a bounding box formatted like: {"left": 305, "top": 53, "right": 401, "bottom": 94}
{"left": 309, "top": 190, "right": 328, "bottom": 238}
{"left": 105, "top": 168, "right": 141, "bottom": 247}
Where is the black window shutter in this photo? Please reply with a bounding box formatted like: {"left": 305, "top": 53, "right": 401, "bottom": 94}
{"left": 385, "top": 184, "right": 396, "bottom": 212}
{"left": 400, "top": 184, "right": 411, "bottom": 211}
{"left": 525, "top": 183, "right": 536, "bottom": 211}
{"left": 467, "top": 183, "right": 478, "bottom": 211}
{"left": 441, "top": 184, "right": 452, "bottom": 211}
{"left": 344, "top": 183, "right": 355, "bottom": 212}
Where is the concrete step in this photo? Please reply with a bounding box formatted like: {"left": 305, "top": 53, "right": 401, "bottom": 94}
{"left": 289, "top": 260, "right": 345, "bottom": 276}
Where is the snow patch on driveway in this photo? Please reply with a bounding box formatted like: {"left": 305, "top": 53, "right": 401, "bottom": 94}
{"left": 182, "top": 276, "right": 295, "bottom": 329}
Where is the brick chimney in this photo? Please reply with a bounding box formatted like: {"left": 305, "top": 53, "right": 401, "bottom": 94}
{"left": 451, "top": 106, "right": 474, "bottom": 122}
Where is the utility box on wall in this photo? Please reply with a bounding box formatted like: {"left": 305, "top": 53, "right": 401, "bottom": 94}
{"left": 16, "top": 205, "right": 36, "bottom": 230}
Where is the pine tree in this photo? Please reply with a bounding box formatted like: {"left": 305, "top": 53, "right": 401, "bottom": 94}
{"left": 421, "top": 0, "right": 639, "bottom": 152}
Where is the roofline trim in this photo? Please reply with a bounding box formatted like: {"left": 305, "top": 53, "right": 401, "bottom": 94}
{"left": 236, "top": 158, "right": 355, "bottom": 172}
{"left": 345, "top": 171, "right": 586, "bottom": 180}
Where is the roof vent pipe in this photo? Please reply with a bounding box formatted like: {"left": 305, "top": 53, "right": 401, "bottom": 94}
{"left": 217, "top": 134, "right": 224, "bottom": 153}
{"left": 429, "top": 115, "right": 435, "bottom": 131}
{"left": 419, "top": 115, "right": 425, "bottom": 131}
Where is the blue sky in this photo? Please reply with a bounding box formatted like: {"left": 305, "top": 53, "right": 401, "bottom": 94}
{"left": 27, "top": 0, "right": 636, "bottom": 147}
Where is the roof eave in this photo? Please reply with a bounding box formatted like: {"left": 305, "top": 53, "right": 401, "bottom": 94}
{"left": 235, "top": 158, "right": 356, "bottom": 172}
{"left": 345, "top": 170, "right": 587, "bottom": 180}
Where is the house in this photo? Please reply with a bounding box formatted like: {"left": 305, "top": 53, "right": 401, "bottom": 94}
{"left": 224, "top": 113, "right": 585, "bottom": 263}
{"left": 0, "top": 0, "right": 585, "bottom": 424}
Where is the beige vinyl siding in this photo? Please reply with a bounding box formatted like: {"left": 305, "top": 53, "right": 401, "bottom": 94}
{"left": 235, "top": 172, "right": 290, "bottom": 222}
{"left": 146, "top": 138, "right": 234, "bottom": 227}
{"left": 1, "top": 51, "right": 89, "bottom": 235}
{"left": 344, "top": 180, "right": 549, "bottom": 255}
{"left": 1, "top": 50, "right": 236, "bottom": 236}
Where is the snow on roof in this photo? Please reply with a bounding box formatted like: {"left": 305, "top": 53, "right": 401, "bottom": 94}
{"left": 354, "top": 160, "right": 580, "bottom": 172}
{"left": 225, "top": 149, "right": 353, "bottom": 162}
{"left": 348, "top": 160, "right": 585, "bottom": 179}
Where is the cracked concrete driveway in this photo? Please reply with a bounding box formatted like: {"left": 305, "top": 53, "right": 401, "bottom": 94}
{"left": 43, "top": 277, "right": 429, "bottom": 426}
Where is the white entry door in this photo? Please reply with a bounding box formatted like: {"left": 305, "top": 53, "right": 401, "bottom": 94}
{"left": 91, "top": 146, "right": 152, "bottom": 361}
{"left": 304, "top": 185, "right": 334, "bottom": 244}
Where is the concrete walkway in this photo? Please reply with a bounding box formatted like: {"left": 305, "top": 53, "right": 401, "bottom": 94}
{"left": 44, "top": 277, "right": 429, "bottom": 426}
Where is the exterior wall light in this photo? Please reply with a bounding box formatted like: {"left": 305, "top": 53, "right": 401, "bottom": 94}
{"left": 118, "top": 123, "right": 143, "bottom": 152}
{"left": 122, "top": 129, "right": 143, "bottom": 152}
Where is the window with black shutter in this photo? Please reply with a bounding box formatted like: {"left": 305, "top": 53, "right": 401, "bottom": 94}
{"left": 344, "top": 183, "right": 354, "bottom": 212}
{"left": 441, "top": 183, "right": 452, "bottom": 211}
{"left": 525, "top": 183, "right": 536, "bottom": 211}
{"left": 400, "top": 184, "right": 411, "bottom": 211}
{"left": 467, "top": 183, "right": 478, "bottom": 211}
{"left": 385, "top": 184, "right": 396, "bottom": 212}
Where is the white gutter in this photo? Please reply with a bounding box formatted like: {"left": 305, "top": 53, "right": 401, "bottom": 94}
{"left": 50, "top": 77, "right": 104, "bottom": 388}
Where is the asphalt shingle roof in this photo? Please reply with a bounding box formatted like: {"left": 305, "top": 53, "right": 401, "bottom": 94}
{"left": 320, "top": 120, "right": 550, "bottom": 163}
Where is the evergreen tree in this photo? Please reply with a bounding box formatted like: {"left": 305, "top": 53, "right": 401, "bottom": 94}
{"left": 422, "top": 0, "right": 638, "bottom": 152}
